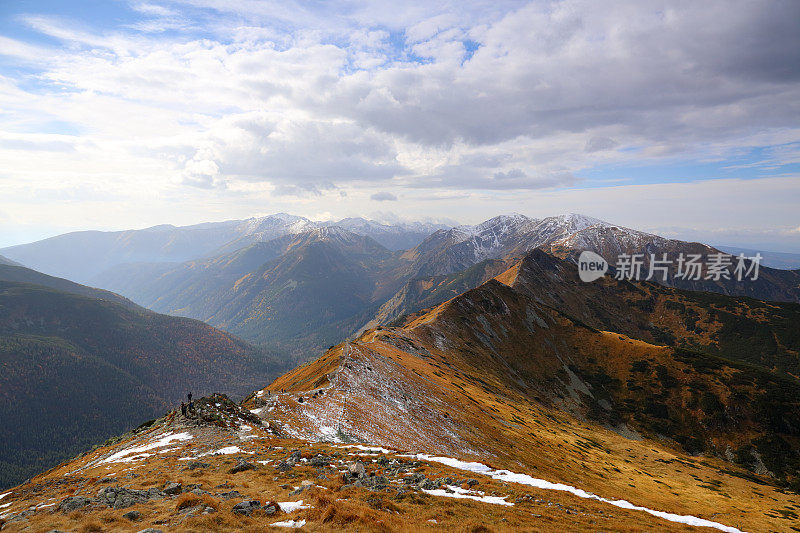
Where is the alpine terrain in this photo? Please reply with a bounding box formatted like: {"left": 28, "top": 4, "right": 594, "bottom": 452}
{"left": 1, "top": 249, "right": 798, "bottom": 532}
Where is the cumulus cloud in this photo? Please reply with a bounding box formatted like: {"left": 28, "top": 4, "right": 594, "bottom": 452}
{"left": 0, "top": 0, "right": 798, "bottom": 246}
{"left": 370, "top": 191, "right": 398, "bottom": 201}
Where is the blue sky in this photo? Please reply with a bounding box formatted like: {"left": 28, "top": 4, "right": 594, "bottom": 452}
{"left": 0, "top": 0, "right": 798, "bottom": 251}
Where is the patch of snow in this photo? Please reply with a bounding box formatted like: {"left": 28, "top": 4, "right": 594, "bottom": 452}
{"left": 100, "top": 432, "right": 193, "bottom": 464}
{"left": 0, "top": 492, "right": 11, "bottom": 501}
{"left": 0, "top": 503, "right": 11, "bottom": 509}
{"left": 410, "top": 454, "right": 744, "bottom": 533}
{"left": 278, "top": 500, "right": 311, "bottom": 512}
{"left": 271, "top": 519, "right": 307, "bottom": 528}
{"left": 423, "top": 486, "right": 512, "bottom": 506}
{"left": 343, "top": 444, "right": 393, "bottom": 454}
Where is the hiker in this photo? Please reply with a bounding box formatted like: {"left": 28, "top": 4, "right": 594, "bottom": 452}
{"left": 180, "top": 402, "right": 187, "bottom": 416}
{"left": 187, "top": 391, "right": 192, "bottom": 402}
{"left": 188, "top": 399, "right": 195, "bottom": 416}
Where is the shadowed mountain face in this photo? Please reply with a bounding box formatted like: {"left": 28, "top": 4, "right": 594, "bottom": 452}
{"left": 0, "top": 277, "right": 288, "bottom": 490}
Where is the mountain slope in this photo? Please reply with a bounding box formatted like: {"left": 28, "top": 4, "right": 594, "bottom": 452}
{"left": 0, "top": 280, "right": 287, "bottom": 489}
{"left": 0, "top": 255, "right": 21, "bottom": 266}
{"left": 0, "top": 262, "right": 138, "bottom": 309}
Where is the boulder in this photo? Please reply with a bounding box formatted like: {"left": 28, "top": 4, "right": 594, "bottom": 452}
{"left": 163, "top": 482, "right": 182, "bottom": 495}
{"left": 57, "top": 496, "right": 91, "bottom": 512}
{"left": 262, "top": 501, "right": 279, "bottom": 515}
{"left": 232, "top": 500, "right": 261, "bottom": 515}
{"left": 122, "top": 510, "right": 141, "bottom": 521}
{"left": 348, "top": 461, "right": 366, "bottom": 477}
{"left": 229, "top": 458, "right": 256, "bottom": 474}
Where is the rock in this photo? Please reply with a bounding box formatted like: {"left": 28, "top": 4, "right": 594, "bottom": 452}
{"left": 466, "top": 479, "right": 479, "bottom": 487}
{"left": 97, "top": 486, "right": 158, "bottom": 509}
{"left": 229, "top": 458, "right": 256, "bottom": 474}
{"left": 262, "top": 501, "right": 279, "bottom": 515}
{"left": 309, "top": 454, "right": 329, "bottom": 467}
{"left": 377, "top": 456, "right": 390, "bottom": 466}
{"left": 136, "top": 529, "right": 164, "bottom": 533}
{"left": 183, "top": 461, "right": 209, "bottom": 470}
{"left": 98, "top": 477, "right": 117, "bottom": 484}
{"left": 276, "top": 460, "right": 294, "bottom": 471}
{"left": 58, "top": 495, "right": 91, "bottom": 512}
{"left": 202, "top": 506, "right": 216, "bottom": 514}
{"left": 348, "top": 461, "right": 366, "bottom": 477}
{"left": 232, "top": 500, "right": 261, "bottom": 515}
{"left": 123, "top": 510, "right": 141, "bottom": 521}
{"left": 289, "top": 486, "right": 308, "bottom": 496}
{"left": 218, "top": 490, "right": 243, "bottom": 500}
{"left": 163, "top": 482, "right": 182, "bottom": 495}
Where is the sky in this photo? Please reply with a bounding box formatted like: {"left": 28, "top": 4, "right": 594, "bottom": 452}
{"left": 0, "top": 0, "right": 799, "bottom": 251}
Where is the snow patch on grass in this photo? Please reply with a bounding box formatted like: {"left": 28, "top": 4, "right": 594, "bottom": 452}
{"left": 410, "top": 453, "right": 745, "bottom": 533}
{"left": 271, "top": 518, "right": 307, "bottom": 528}
{"left": 278, "top": 500, "right": 310, "bottom": 512}
{"left": 100, "top": 432, "right": 193, "bottom": 464}
{"left": 423, "top": 485, "right": 513, "bottom": 506}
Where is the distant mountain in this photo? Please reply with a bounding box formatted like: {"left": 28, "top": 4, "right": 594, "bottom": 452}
{"left": 0, "top": 278, "right": 287, "bottom": 489}
{"left": 718, "top": 246, "right": 800, "bottom": 270}
{"left": 400, "top": 213, "right": 800, "bottom": 305}
{"left": 0, "top": 262, "right": 138, "bottom": 309}
{"left": 94, "top": 227, "right": 411, "bottom": 360}
{"left": 321, "top": 217, "right": 450, "bottom": 250}
{"left": 0, "top": 255, "right": 21, "bottom": 266}
{"left": 0, "top": 214, "right": 447, "bottom": 284}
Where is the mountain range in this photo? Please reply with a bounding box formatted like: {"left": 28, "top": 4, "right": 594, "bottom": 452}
{"left": 0, "top": 214, "right": 448, "bottom": 285}
{"left": 2, "top": 248, "right": 798, "bottom": 532}
{"left": 4, "top": 213, "right": 798, "bottom": 362}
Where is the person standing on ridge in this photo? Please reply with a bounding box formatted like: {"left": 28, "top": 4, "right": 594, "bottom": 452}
{"left": 187, "top": 391, "right": 192, "bottom": 402}
{"left": 180, "top": 402, "right": 186, "bottom": 417}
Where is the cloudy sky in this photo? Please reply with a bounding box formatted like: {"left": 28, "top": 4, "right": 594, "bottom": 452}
{"left": 0, "top": 0, "right": 799, "bottom": 251}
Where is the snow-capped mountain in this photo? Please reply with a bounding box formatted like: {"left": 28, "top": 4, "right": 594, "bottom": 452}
{"left": 0, "top": 214, "right": 449, "bottom": 283}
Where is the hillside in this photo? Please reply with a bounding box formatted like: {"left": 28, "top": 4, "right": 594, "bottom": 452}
{"left": 0, "top": 280, "right": 288, "bottom": 490}
{"left": 0, "top": 262, "right": 138, "bottom": 309}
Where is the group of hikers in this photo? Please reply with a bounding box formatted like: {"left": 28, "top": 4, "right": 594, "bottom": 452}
{"left": 180, "top": 391, "right": 196, "bottom": 418}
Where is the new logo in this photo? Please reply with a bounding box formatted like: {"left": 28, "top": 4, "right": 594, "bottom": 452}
{"left": 578, "top": 251, "right": 608, "bottom": 282}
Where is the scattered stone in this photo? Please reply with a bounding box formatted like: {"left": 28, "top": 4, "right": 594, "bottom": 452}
{"left": 123, "top": 510, "right": 141, "bottom": 521}
{"left": 97, "top": 486, "right": 162, "bottom": 509}
{"left": 136, "top": 529, "right": 164, "bottom": 533}
{"left": 276, "top": 460, "right": 294, "bottom": 471}
{"left": 58, "top": 496, "right": 91, "bottom": 512}
{"left": 262, "top": 501, "right": 279, "bottom": 515}
{"left": 348, "top": 461, "right": 366, "bottom": 477}
{"left": 309, "top": 454, "right": 329, "bottom": 467}
{"left": 98, "top": 477, "right": 117, "bottom": 484}
{"left": 229, "top": 458, "right": 256, "bottom": 474}
{"left": 163, "top": 482, "right": 182, "bottom": 495}
{"left": 232, "top": 500, "right": 261, "bottom": 515}
{"left": 183, "top": 461, "right": 209, "bottom": 471}
{"left": 218, "top": 490, "right": 243, "bottom": 500}
{"left": 466, "top": 479, "right": 479, "bottom": 487}
{"left": 202, "top": 506, "right": 216, "bottom": 514}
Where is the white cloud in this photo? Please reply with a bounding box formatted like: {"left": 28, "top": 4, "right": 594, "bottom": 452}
{"left": 0, "top": 0, "right": 798, "bottom": 249}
